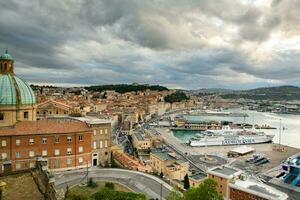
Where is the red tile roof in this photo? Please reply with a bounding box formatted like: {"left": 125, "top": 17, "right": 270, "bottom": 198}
{"left": 0, "top": 119, "right": 90, "bottom": 136}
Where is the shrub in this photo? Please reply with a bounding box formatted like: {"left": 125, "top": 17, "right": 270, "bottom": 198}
{"left": 104, "top": 182, "right": 115, "bottom": 190}
{"left": 87, "top": 178, "right": 98, "bottom": 188}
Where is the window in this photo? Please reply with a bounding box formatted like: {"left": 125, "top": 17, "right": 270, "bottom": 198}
{"left": 16, "top": 152, "right": 21, "bottom": 158}
{"left": 29, "top": 138, "right": 34, "bottom": 145}
{"left": 29, "top": 151, "right": 35, "bottom": 157}
{"left": 105, "top": 129, "right": 108, "bottom": 134}
{"left": 54, "top": 149, "right": 60, "bottom": 156}
{"left": 100, "top": 141, "right": 103, "bottom": 148}
{"left": 100, "top": 130, "right": 103, "bottom": 134}
{"left": 16, "top": 163, "right": 21, "bottom": 170}
{"left": 54, "top": 136, "right": 60, "bottom": 143}
{"left": 42, "top": 150, "right": 47, "bottom": 156}
{"left": 78, "top": 157, "right": 83, "bottom": 163}
{"left": 104, "top": 140, "right": 108, "bottom": 148}
{"left": 42, "top": 138, "right": 47, "bottom": 144}
{"left": 78, "top": 146, "right": 83, "bottom": 153}
{"left": 24, "top": 111, "right": 29, "bottom": 119}
{"left": 1, "top": 153, "right": 7, "bottom": 159}
{"left": 67, "top": 158, "right": 72, "bottom": 165}
{"left": 67, "top": 136, "right": 72, "bottom": 143}
{"left": 93, "top": 130, "right": 97, "bottom": 136}
{"left": 16, "top": 139, "right": 20, "bottom": 146}
{"left": 78, "top": 135, "right": 83, "bottom": 141}
{"left": 93, "top": 141, "right": 97, "bottom": 149}
{"left": 1, "top": 140, "right": 6, "bottom": 147}
{"left": 0, "top": 113, "right": 4, "bottom": 121}
{"left": 67, "top": 148, "right": 72, "bottom": 155}
{"left": 29, "top": 162, "right": 35, "bottom": 168}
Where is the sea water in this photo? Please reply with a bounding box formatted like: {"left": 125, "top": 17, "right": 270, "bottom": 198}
{"left": 172, "top": 108, "right": 300, "bottom": 148}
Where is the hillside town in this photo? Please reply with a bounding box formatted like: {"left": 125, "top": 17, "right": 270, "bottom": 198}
{"left": 1, "top": 52, "right": 300, "bottom": 200}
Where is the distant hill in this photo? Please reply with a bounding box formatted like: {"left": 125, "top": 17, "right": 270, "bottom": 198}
{"left": 220, "top": 85, "right": 300, "bottom": 101}
{"left": 85, "top": 84, "right": 169, "bottom": 93}
{"left": 195, "top": 88, "right": 235, "bottom": 94}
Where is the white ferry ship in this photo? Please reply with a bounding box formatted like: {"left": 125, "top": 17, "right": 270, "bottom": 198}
{"left": 189, "top": 129, "right": 274, "bottom": 147}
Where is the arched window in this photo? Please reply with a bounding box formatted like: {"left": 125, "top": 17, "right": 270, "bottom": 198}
{"left": 0, "top": 113, "right": 4, "bottom": 121}
{"left": 4, "top": 63, "right": 7, "bottom": 71}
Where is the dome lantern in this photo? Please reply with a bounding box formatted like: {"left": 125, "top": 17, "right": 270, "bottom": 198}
{"left": 0, "top": 50, "right": 14, "bottom": 74}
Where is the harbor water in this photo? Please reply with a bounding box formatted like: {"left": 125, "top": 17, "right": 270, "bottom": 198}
{"left": 173, "top": 108, "right": 300, "bottom": 148}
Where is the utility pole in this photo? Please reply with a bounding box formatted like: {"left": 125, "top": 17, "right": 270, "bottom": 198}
{"left": 86, "top": 161, "right": 89, "bottom": 184}
{"left": 160, "top": 182, "right": 163, "bottom": 200}
{"left": 279, "top": 118, "right": 282, "bottom": 148}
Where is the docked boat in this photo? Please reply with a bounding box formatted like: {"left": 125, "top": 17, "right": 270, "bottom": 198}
{"left": 189, "top": 129, "right": 274, "bottom": 147}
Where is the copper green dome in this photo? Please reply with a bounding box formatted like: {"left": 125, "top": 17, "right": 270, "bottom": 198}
{"left": 0, "top": 74, "right": 36, "bottom": 105}
{"left": 0, "top": 51, "right": 13, "bottom": 60}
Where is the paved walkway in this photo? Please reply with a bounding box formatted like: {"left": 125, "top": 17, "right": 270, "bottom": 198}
{"left": 53, "top": 168, "right": 173, "bottom": 200}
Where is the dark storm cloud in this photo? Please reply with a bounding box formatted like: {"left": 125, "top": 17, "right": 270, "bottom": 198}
{"left": 0, "top": 0, "right": 300, "bottom": 89}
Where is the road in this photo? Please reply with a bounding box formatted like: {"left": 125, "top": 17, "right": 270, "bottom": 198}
{"left": 54, "top": 168, "right": 173, "bottom": 200}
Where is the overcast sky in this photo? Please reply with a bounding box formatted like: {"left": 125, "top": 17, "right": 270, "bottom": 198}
{"left": 0, "top": 0, "right": 300, "bottom": 89}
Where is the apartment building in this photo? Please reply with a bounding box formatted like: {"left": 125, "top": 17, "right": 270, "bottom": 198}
{"left": 75, "top": 117, "right": 112, "bottom": 167}
{"left": 0, "top": 118, "right": 92, "bottom": 172}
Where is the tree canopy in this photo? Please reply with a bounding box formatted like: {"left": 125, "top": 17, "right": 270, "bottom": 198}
{"left": 164, "top": 91, "right": 189, "bottom": 103}
{"left": 166, "top": 178, "right": 223, "bottom": 200}
{"left": 86, "top": 84, "right": 168, "bottom": 94}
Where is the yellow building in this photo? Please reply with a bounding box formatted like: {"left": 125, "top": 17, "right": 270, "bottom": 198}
{"left": 0, "top": 51, "right": 36, "bottom": 127}
{"left": 132, "top": 131, "right": 151, "bottom": 152}
{"left": 150, "top": 151, "right": 189, "bottom": 181}
{"left": 207, "top": 166, "right": 242, "bottom": 199}
{"left": 189, "top": 172, "right": 207, "bottom": 188}
{"left": 36, "top": 99, "right": 71, "bottom": 118}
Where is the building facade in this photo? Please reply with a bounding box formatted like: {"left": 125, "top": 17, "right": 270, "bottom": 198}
{"left": 36, "top": 99, "right": 71, "bottom": 118}
{"left": 150, "top": 151, "right": 189, "bottom": 181}
{"left": 207, "top": 165, "right": 288, "bottom": 200}
{"left": 76, "top": 117, "right": 112, "bottom": 167}
{"left": 0, "top": 118, "right": 92, "bottom": 172}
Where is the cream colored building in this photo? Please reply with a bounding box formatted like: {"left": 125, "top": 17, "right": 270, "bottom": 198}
{"left": 132, "top": 131, "right": 151, "bottom": 151}
{"left": 36, "top": 99, "right": 71, "bottom": 118}
{"left": 150, "top": 151, "right": 189, "bottom": 181}
{"left": 75, "top": 117, "right": 112, "bottom": 167}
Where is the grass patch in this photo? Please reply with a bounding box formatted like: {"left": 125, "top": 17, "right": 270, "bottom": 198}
{"left": 67, "top": 181, "right": 131, "bottom": 198}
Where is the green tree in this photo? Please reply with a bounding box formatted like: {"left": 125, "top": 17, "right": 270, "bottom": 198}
{"left": 65, "top": 185, "right": 70, "bottom": 199}
{"left": 160, "top": 172, "right": 164, "bottom": 178}
{"left": 184, "top": 179, "right": 223, "bottom": 200}
{"left": 184, "top": 174, "right": 190, "bottom": 190}
{"left": 166, "top": 190, "right": 183, "bottom": 200}
{"left": 164, "top": 91, "right": 189, "bottom": 103}
{"left": 104, "top": 182, "right": 115, "bottom": 190}
{"left": 87, "top": 178, "right": 98, "bottom": 188}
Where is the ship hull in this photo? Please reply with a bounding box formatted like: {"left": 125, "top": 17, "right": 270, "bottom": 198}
{"left": 189, "top": 135, "right": 274, "bottom": 147}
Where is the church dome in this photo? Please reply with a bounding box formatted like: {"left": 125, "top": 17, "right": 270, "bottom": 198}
{"left": 0, "top": 74, "right": 36, "bottom": 105}
{"left": 0, "top": 52, "right": 13, "bottom": 60}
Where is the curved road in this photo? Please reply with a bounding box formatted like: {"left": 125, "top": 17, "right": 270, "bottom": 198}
{"left": 54, "top": 168, "right": 173, "bottom": 200}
